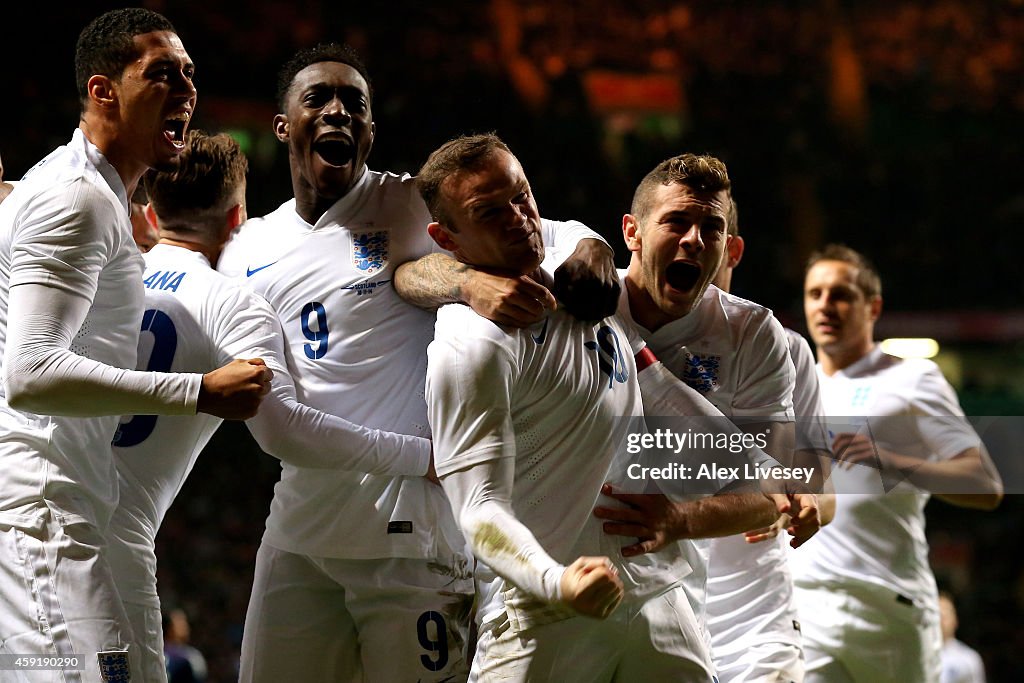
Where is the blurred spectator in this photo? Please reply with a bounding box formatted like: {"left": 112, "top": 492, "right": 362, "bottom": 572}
{"left": 939, "top": 591, "right": 987, "bottom": 683}
{"left": 164, "top": 608, "right": 209, "bottom": 683}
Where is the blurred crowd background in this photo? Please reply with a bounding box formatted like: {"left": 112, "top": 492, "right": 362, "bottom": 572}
{"left": 3, "top": 1, "right": 1023, "bottom": 680}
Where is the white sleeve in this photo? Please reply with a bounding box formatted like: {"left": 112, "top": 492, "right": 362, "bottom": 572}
{"left": 638, "top": 360, "right": 731, "bottom": 421}
{"left": 442, "top": 456, "right": 564, "bottom": 603}
{"left": 9, "top": 179, "right": 116, "bottom": 295}
{"left": 239, "top": 294, "right": 430, "bottom": 475}
{"left": 539, "top": 218, "right": 608, "bottom": 270}
{"left": 908, "top": 361, "right": 980, "bottom": 461}
{"left": 4, "top": 282, "right": 200, "bottom": 416}
{"left": 426, "top": 307, "right": 563, "bottom": 603}
{"left": 426, "top": 309, "right": 518, "bottom": 477}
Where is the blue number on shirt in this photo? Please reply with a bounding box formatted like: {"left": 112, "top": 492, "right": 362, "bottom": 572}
{"left": 585, "top": 325, "right": 629, "bottom": 388}
{"left": 111, "top": 309, "right": 177, "bottom": 447}
{"left": 300, "top": 302, "right": 329, "bottom": 359}
{"left": 417, "top": 610, "right": 449, "bottom": 672}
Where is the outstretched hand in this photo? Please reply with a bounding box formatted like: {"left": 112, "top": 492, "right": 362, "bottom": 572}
{"left": 832, "top": 432, "right": 912, "bottom": 472}
{"left": 593, "top": 484, "right": 681, "bottom": 557}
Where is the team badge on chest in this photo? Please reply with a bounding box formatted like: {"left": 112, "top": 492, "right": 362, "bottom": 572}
{"left": 351, "top": 230, "right": 389, "bottom": 274}
{"left": 682, "top": 352, "right": 722, "bottom": 394}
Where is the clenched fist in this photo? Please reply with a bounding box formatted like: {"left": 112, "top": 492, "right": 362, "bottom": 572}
{"left": 198, "top": 358, "right": 273, "bottom": 420}
{"left": 560, "top": 556, "right": 624, "bottom": 619}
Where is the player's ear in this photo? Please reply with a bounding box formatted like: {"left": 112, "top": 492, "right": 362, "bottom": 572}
{"left": 427, "top": 222, "right": 458, "bottom": 252}
{"left": 144, "top": 203, "right": 159, "bottom": 230}
{"left": 273, "top": 114, "right": 289, "bottom": 142}
{"left": 725, "top": 234, "right": 745, "bottom": 268}
{"left": 868, "top": 295, "right": 883, "bottom": 322}
{"left": 227, "top": 203, "right": 246, "bottom": 230}
{"left": 87, "top": 74, "right": 117, "bottom": 110}
{"left": 622, "top": 214, "right": 642, "bottom": 253}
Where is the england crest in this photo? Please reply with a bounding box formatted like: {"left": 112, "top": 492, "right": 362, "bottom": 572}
{"left": 352, "top": 230, "right": 389, "bottom": 274}
{"left": 682, "top": 352, "right": 721, "bottom": 394}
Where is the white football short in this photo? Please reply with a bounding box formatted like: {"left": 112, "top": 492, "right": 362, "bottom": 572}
{"left": 713, "top": 641, "right": 803, "bottom": 683}
{"left": 0, "top": 518, "right": 135, "bottom": 682}
{"left": 122, "top": 600, "right": 166, "bottom": 683}
{"left": 239, "top": 541, "right": 474, "bottom": 682}
{"left": 470, "top": 585, "right": 717, "bottom": 683}
{"left": 795, "top": 582, "right": 941, "bottom": 683}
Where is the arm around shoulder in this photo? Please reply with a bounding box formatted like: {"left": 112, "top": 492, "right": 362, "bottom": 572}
{"left": 395, "top": 253, "right": 556, "bottom": 327}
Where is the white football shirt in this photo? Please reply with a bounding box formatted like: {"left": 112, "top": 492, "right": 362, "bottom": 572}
{"left": 623, "top": 280, "right": 801, "bottom": 655}
{"left": 108, "top": 244, "right": 280, "bottom": 604}
{"left": 109, "top": 244, "right": 433, "bottom": 604}
{"left": 428, "top": 303, "right": 690, "bottom": 621}
{"left": 792, "top": 345, "right": 980, "bottom": 604}
{"left": 941, "top": 638, "right": 986, "bottom": 683}
{"left": 0, "top": 130, "right": 194, "bottom": 531}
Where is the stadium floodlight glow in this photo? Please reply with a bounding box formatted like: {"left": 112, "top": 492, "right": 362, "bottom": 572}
{"left": 880, "top": 338, "right": 940, "bottom": 359}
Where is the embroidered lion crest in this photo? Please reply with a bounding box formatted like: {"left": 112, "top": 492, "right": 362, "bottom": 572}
{"left": 352, "top": 231, "right": 389, "bottom": 274}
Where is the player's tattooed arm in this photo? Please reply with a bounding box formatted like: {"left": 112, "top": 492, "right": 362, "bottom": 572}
{"left": 394, "top": 253, "right": 556, "bottom": 327}
{"left": 393, "top": 253, "right": 467, "bottom": 307}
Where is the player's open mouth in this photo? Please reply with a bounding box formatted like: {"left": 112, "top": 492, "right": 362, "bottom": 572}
{"left": 163, "top": 114, "right": 189, "bottom": 150}
{"left": 314, "top": 138, "right": 355, "bottom": 167}
{"left": 665, "top": 260, "right": 701, "bottom": 292}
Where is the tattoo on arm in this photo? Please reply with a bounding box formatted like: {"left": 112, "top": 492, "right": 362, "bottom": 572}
{"left": 394, "top": 253, "right": 470, "bottom": 310}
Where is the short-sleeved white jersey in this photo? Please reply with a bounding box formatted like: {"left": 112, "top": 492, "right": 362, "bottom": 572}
{"left": 632, "top": 284, "right": 795, "bottom": 421}
{"left": 791, "top": 345, "right": 980, "bottom": 603}
{"left": 108, "top": 244, "right": 281, "bottom": 603}
{"left": 622, "top": 280, "right": 801, "bottom": 652}
{"left": 427, "top": 303, "right": 690, "bottom": 619}
{"left": 0, "top": 130, "right": 144, "bottom": 530}
{"left": 217, "top": 168, "right": 597, "bottom": 559}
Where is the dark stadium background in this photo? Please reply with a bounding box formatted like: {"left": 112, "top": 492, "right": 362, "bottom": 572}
{"left": 3, "top": 1, "right": 1022, "bottom": 680}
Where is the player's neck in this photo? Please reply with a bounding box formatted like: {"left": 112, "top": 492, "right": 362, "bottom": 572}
{"left": 624, "top": 276, "right": 680, "bottom": 332}
{"left": 79, "top": 119, "right": 146, "bottom": 201}
{"left": 819, "top": 340, "right": 874, "bottom": 376}
{"left": 157, "top": 237, "right": 220, "bottom": 267}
